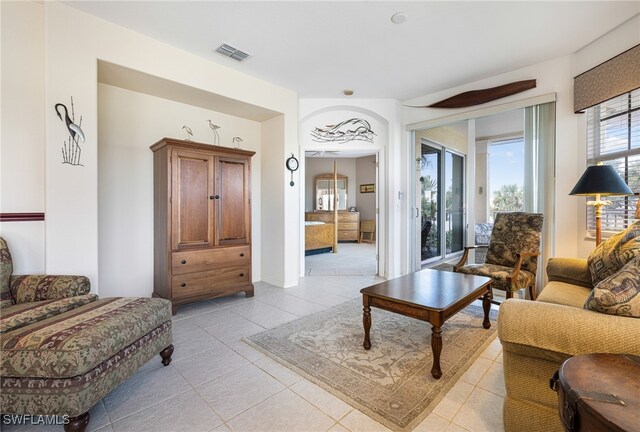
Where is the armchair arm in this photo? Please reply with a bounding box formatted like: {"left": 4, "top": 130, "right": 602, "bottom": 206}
{"left": 546, "top": 257, "right": 592, "bottom": 288}
{"left": 508, "top": 251, "right": 540, "bottom": 283}
{"left": 498, "top": 299, "right": 640, "bottom": 358}
{"left": 453, "top": 246, "right": 480, "bottom": 271}
{"left": 10, "top": 275, "right": 91, "bottom": 304}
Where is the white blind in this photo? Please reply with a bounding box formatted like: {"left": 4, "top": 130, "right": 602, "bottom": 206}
{"left": 586, "top": 89, "right": 640, "bottom": 232}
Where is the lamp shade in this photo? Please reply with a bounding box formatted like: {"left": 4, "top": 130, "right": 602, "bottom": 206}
{"left": 569, "top": 164, "right": 633, "bottom": 196}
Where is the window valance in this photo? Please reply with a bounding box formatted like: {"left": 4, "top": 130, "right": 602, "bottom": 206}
{"left": 574, "top": 44, "right": 640, "bottom": 113}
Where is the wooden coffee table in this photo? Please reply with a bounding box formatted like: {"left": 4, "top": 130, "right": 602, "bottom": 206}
{"left": 360, "top": 269, "right": 492, "bottom": 379}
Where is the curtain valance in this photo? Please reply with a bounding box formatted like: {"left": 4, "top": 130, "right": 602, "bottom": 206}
{"left": 574, "top": 44, "right": 640, "bottom": 113}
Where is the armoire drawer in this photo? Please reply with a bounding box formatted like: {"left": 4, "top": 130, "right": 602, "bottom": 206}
{"left": 171, "top": 266, "right": 250, "bottom": 299}
{"left": 172, "top": 245, "right": 250, "bottom": 275}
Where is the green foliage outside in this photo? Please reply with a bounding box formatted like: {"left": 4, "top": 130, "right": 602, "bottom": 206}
{"left": 491, "top": 184, "right": 524, "bottom": 219}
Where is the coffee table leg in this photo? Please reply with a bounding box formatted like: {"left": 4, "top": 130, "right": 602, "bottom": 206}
{"left": 363, "top": 305, "right": 372, "bottom": 350}
{"left": 482, "top": 286, "right": 492, "bottom": 329}
{"left": 431, "top": 325, "right": 443, "bottom": 379}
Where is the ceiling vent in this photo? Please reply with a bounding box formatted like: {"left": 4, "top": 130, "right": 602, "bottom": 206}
{"left": 215, "top": 43, "right": 251, "bottom": 62}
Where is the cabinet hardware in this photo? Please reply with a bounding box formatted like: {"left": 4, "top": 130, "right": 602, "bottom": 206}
{"left": 181, "top": 260, "right": 187, "bottom": 264}
{"left": 180, "top": 283, "right": 186, "bottom": 287}
{"left": 239, "top": 273, "right": 244, "bottom": 277}
{"left": 240, "top": 253, "right": 245, "bottom": 257}
{"left": 209, "top": 196, "right": 215, "bottom": 200}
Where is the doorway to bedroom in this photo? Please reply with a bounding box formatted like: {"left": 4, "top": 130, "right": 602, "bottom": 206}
{"left": 303, "top": 150, "right": 378, "bottom": 276}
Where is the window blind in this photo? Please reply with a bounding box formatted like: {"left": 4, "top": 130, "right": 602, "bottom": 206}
{"left": 586, "top": 89, "right": 640, "bottom": 233}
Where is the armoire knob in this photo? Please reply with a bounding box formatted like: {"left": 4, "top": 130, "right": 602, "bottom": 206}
{"left": 181, "top": 260, "right": 187, "bottom": 264}
{"left": 239, "top": 273, "right": 244, "bottom": 277}
{"left": 180, "top": 283, "right": 186, "bottom": 287}
{"left": 240, "top": 253, "right": 245, "bottom": 257}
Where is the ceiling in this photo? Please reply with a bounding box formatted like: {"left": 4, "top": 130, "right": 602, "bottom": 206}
{"left": 67, "top": 1, "right": 639, "bottom": 100}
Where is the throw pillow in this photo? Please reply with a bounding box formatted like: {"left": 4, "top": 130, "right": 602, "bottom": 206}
{"left": 584, "top": 256, "right": 640, "bottom": 317}
{"left": 588, "top": 220, "right": 640, "bottom": 286}
{"left": 0, "top": 237, "right": 14, "bottom": 307}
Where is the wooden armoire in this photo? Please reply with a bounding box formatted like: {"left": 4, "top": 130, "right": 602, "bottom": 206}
{"left": 151, "top": 138, "right": 255, "bottom": 314}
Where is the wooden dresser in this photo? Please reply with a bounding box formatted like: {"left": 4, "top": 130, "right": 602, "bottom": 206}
{"left": 305, "top": 211, "right": 360, "bottom": 242}
{"left": 151, "top": 138, "right": 255, "bottom": 314}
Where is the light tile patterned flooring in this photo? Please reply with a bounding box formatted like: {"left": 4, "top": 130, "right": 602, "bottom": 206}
{"left": 6, "top": 274, "right": 506, "bottom": 432}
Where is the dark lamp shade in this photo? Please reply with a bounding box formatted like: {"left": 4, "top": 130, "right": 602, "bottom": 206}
{"left": 569, "top": 165, "right": 633, "bottom": 196}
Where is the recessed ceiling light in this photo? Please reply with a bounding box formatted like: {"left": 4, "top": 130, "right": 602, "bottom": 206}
{"left": 390, "top": 12, "right": 407, "bottom": 24}
{"left": 343, "top": 89, "right": 354, "bottom": 96}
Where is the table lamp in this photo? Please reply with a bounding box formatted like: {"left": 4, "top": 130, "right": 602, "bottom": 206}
{"left": 570, "top": 163, "right": 633, "bottom": 246}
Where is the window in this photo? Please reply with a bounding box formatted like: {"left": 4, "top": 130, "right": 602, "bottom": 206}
{"left": 488, "top": 138, "right": 525, "bottom": 222}
{"left": 586, "top": 89, "right": 640, "bottom": 233}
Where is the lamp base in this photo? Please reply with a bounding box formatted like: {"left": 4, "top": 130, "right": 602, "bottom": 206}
{"left": 587, "top": 195, "right": 610, "bottom": 247}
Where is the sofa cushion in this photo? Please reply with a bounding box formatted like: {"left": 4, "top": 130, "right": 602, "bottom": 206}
{"left": 588, "top": 221, "right": 640, "bottom": 286}
{"left": 0, "top": 294, "right": 98, "bottom": 335}
{"left": 537, "top": 281, "right": 591, "bottom": 308}
{"left": 456, "top": 263, "right": 534, "bottom": 292}
{"left": 584, "top": 256, "right": 640, "bottom": 317}
{"left": 0, "top": 238, "right": 13, "bottom": 308}
{"left": 546, "top": 257, "right": 592, "bottom": 288}
{"left": 1, "top": 297, "right": 172, "bottom": 378}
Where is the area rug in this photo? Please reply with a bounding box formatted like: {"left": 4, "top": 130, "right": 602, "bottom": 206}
{"left": 245, "top": 299, "right": 498, "bottom": 432}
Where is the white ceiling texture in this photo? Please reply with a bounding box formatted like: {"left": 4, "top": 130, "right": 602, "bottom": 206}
{"left": 67, "top": 1, "right": 639, "bottom": 100}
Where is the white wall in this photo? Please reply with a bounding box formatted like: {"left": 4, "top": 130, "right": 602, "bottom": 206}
{"left": 0, "top": 2, "right": 300, "bottom": 293}
{"left": 98, "top": 83, "right": 262, "bottom": 297}
{"left": 0, "top": 2, "right": 46, "bottom": 273}
{"left": 356, "top": 155, "right": 377, "bottom": 221}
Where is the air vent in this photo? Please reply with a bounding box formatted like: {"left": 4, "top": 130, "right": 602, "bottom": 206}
{"left": 215, "top": 43, "right": 251, "bottom": 62}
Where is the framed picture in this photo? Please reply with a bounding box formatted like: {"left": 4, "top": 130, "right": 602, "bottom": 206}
{"left": 360, "top": 184, "right": 375, "bottom": 193}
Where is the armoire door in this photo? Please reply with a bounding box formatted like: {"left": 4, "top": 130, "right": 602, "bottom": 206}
{"left": 216, "top": 156, "right": 250, "bottom": 245}
{"left": 171, "top": 149, "right": 215, "bottom": 250}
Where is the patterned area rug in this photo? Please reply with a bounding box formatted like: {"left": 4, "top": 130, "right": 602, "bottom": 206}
{"left": 246, "top": 299, "right": 498, "bottom": 431}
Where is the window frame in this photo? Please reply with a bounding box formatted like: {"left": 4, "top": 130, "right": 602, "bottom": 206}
{"left": 585, "top": 89, "right": 640, "bottom": 237}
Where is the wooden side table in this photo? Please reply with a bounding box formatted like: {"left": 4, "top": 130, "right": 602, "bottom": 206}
{"left": 553, "top": 354, "right": 640, "bottom": 431}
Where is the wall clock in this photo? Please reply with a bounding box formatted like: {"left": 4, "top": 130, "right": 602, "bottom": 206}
{"left": 286, "top": 154, "right": 299, "bottom": 186}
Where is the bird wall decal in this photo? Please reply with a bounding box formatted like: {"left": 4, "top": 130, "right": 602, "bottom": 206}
{"left": 182, "top": 125, "right": 193, "bottom": 141}
{"left": 207, "top": 120, "right": 220, "bottom": 145}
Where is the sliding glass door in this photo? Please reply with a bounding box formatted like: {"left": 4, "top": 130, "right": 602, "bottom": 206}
{"left": 419, "top": 141, "right": 465, "bottom": 264}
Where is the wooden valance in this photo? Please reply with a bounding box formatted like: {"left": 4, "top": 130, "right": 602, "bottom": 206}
{"left": 574, "top": 44, "right": 640, "bottom": 113}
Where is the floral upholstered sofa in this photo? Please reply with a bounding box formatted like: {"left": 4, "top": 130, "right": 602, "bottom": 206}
{"left": 498, "top": 221, "right": 640, "bottom": 431}
{"left": 0, "top": 237, "right": 174, "bottom": 432}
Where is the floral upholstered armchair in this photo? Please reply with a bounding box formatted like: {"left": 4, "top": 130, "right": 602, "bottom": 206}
{"left": 454, "top": 212, "right": 544, "bottom": 301}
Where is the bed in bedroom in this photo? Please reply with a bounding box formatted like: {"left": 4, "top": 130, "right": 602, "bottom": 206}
{"left": 305, "top": 221, "right": 335, "bottom": 254}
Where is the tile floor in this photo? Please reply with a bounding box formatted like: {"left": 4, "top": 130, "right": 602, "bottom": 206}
{"left": 5, "top": 274, "right": 506, "bottom": 432}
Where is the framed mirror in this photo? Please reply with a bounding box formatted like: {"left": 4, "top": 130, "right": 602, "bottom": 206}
{"left": 315, "top": 174, "right": 348, "bottom": 211}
